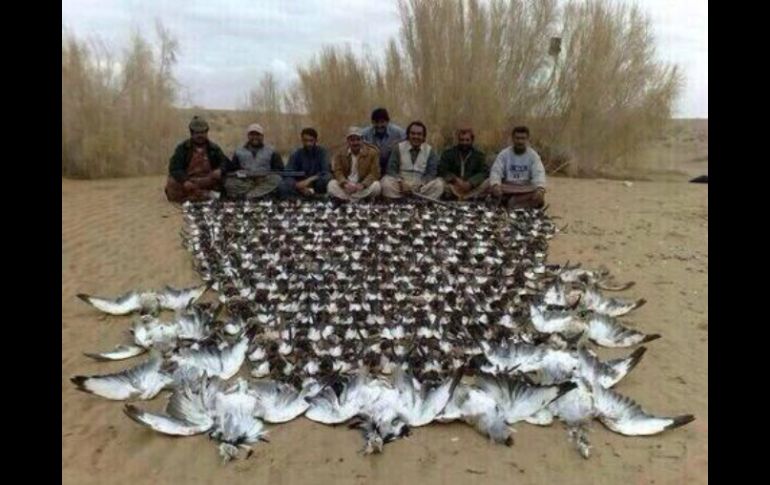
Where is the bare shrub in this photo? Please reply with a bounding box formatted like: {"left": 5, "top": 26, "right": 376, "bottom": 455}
{"left": 62, "top": 23, "right": 182, "bottom": 178}
{"left": 541, "top": 0, "right": 682, "bottom": 175}
{"left": 240, "top": 73, "right": 308, "bottom": 157}
{"left": 295, "top": 46, "right": 375, "bottom": 152}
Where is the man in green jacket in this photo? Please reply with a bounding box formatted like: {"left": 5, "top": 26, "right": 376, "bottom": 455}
{"left": 164, "top": 116, "right": 229, "bottom": 203}
{"left": 438, "top": 128, "right": 489, "bottom": 200}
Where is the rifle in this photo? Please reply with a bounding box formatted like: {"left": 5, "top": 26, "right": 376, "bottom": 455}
{"left": 233, "top": 170, "right": 306, "bottom": 179}
{"left": 412, "top": 190, "right": 456, "bottom": 208}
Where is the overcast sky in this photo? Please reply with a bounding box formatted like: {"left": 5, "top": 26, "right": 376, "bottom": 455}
{"left": 62, "top": 0, "right": 707, "bottom": 118}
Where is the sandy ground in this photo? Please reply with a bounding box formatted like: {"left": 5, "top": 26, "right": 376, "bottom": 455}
{"left": 62, "top": 175, "right": 707, "bottom": 484}
{"left": 613, "top": 119, "right": 708, "bottom": 183}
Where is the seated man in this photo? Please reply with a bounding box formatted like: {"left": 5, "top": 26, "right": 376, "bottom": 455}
{"left": 490, "top": 126, "right": 546, "bottom": 209}
{"left": 223, "top": 123, "right": 284, "bottom": 199}
{"left": 327, "top": 127, "right": 382, "bottom": 201}
{"left": 164, "top": 116, "right": 228, "bottom": 203}
{"left": 381, "top": 121, "right": 445, "bottom": 200}
{"left": 438, "top": 127, "right": 489, "bottom": 200}
{"left": 360, "top": 107, "right": 406, "bottom": 177}
{"left": 278, "top": 128, "right": 332, "bottom": 199}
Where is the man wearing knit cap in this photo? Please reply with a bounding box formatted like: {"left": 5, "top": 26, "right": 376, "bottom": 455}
{"left": 222, "top": 123, "right": 284, "bottom": 199}
{"left": 165, "top": 116, "right": 229, "bottom": 203}
{"left": 327, "top": 127, "right": 382, "bottom": 201}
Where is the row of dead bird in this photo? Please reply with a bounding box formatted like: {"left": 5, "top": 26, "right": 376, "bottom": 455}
{"left": 71, "top": 199, "right": 693, "bottom": 463}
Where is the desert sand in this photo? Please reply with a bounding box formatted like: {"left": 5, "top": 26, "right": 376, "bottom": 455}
{"left": 62, "top": 162, "right": 707, "bottom": 484}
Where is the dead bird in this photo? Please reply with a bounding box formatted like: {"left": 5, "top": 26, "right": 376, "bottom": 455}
{"left": 77, "top": 284, "right": 209, "bottom": 316}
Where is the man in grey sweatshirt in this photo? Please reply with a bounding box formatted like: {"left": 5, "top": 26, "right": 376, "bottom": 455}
{"left": 489, "top": 126, "right": 547, "bottom": 208}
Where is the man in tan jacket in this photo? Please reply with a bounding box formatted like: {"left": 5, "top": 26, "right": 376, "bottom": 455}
{"left": 327, "top": 127, "right": 382, "bottom": 201}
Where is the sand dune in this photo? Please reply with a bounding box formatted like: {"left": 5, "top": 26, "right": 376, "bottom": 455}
{"left": 62, "top": 175, "right": 707, "bottom": 485}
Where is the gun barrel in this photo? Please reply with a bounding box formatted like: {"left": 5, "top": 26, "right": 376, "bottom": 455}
{"left": 235, "top": 170, "right": 306, "bottom": 178}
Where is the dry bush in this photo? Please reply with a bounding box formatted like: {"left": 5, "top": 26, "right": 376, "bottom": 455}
{"left": 295, "top": 46, "right": 376, "bottom": 152}
{"left": 252, "top": 0, "right": 680, "bottom": 176}
{"left": 540, "top": 0, "right": 682, "bottom": 175}
{"left": 240, "top": 73, "right": 308, "bottom": 157}
{"left": 394, "top": 0, "right": 560, "bottom": 149}
{"left": 370, "top": 40, "right": 409, "bottom": 125}
{"left": 62, "top": 24, "right": 182, "bottom": 178}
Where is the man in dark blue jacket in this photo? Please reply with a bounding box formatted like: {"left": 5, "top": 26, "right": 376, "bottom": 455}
{"left": 278, "top": 127, "right": 332, "bottom": 198}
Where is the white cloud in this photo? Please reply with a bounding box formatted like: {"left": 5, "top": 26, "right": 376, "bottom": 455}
{"left": 269, "top": 59, "right": 295, "bottom": 77}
